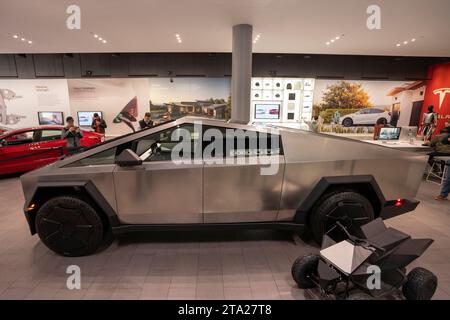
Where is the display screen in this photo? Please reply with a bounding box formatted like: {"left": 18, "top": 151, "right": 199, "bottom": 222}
{"left": 254, "top": 104, "right": 280, "bottom": 120}
{"left": 77, "top": 111, "right": 103, "bottom": 126}
{"left": 38, "top": 112, "right": 64, "bottom": 125}
{"left": 379, "top": 127, "right": 401, "bottom": 140}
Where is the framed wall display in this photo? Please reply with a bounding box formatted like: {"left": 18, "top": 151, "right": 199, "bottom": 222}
{"left": 254, "top": 103, "right": 281, "bottom": 120}
{"left": 77, "top": 111, "right": 103, "bottom": 126}
{"left": 263, "top": 91, "right": 272, "bottom": 100}
{"left": 252, "top": 90, "right": 263, "bottom": 100}
{"left": 273, "top": 79, "right": 283, "bottom": 89}
{"left": 251, "top": 78, "right": 262, "bottom": 89}
{"left": 37, "top": 111, "right": 64, "bottom": 125}
{"left": 250, "top": 77, "right": 315, "bottom": 123}
{"left": 272, "top": 90, "right": 283, "bottom": 100}
{"left": 263, "top": 78, "right": 273, "bottom": 89}
{"left": 304, "top": 78, "right": 315, "bottom": 91}
{"left": 303, "top": 91, "right": 313, "bottom": 102}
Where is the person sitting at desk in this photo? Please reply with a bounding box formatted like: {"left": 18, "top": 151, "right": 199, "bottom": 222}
{"left": 373, "top": 118, "right": 385, "bottom": 140}
{"left": 428, "top": 128, "right": 450, "bottom": 166}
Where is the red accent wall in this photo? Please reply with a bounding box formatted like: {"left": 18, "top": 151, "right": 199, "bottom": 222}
{"left": 421, "top": 62, "right": 450, "bottom": 133}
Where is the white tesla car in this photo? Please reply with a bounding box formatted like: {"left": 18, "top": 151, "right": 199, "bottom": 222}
{"left": 340, "top": 108, "right": 391, "bottom": 127}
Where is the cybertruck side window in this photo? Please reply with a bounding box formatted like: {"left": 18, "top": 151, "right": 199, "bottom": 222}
{"left": 65, "top": 147, "right": 117, "bottom": 167}
{"left": 132, "top": 124, "right": 200, "bottom": 162}
{"left": 202, "top": 126, "right": 283, "bottom": 158}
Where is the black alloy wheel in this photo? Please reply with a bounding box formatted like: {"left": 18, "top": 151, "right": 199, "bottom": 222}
{"left": 35, "top": 196, "right": 104, "bottom": 256}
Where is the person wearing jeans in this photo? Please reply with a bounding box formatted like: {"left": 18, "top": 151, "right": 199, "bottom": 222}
{"left": 436, "top": 160, "right": 450, "bottom": 201}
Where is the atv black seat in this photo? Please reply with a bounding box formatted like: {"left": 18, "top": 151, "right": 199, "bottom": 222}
{"left": 378, "top": 238, "right": 434, "bottom": 270}
{"left": 361, "top": 218, "right": 410, "bottom": 252}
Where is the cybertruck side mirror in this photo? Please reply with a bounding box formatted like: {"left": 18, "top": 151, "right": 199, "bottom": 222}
{"left": 115, "top": 149, "right": 143, "bottom": 167}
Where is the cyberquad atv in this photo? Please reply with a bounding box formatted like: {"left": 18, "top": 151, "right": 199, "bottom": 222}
{"left": 292, "top": 218, "right": 437, "bottom": 300}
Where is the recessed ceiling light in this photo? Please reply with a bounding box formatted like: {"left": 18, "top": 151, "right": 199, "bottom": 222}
{"left": 326, "top": 42, "right": 330, "bottom": 45}
{"left": 102, "top": 40, "right": 107, "bottom": 43}
{"left": 28, "top": 40, "right": 32, "bottom": 44}
{"left": 13, "top": 35, "right": 18, "bottom": 39}
{"left": 98, "top": 37, "right": 103, "bottom": 41}
{"left": 335, "top": 36, "right": 340, "bottom": 40}
{"left": 396, "top": 43, "right": 401, "bottom": 47}
{"left": 411, "top": 38, "right": 416, "bottom": 42}
{"left": 330, "top": 39, "right": 335, "bottom": 43}
{"left": 403, "top": 41, "right": 408, "bottom": 45}
{"left": 94, "top": 34, "right": 98, "bottom": 38}
{"left": 21, "top": 38, "right": 26, "bottom": 41}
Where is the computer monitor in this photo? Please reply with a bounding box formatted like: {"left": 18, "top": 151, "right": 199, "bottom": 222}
{"left": 379, "top": 127, "right": 402, "bottom": 141}
{"left": 254, "top": 104, "right": 280, "bottom": 120}
{"left": 77, "top": 111, "right": 103, "bottom": 127}
{"left": 38, "top": 111, "right": 64, "bottom": 125}
{"left": 399, "top": 126, "right": 418, "bottom": 141}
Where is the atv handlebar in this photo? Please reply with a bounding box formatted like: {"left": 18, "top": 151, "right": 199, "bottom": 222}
{"left": 334, "top": 221, "right": 386, "bottom": 253}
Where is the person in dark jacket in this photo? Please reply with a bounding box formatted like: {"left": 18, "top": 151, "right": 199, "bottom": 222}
{"left": 139, "top": 112, "right": 154, "bottom": 130}
{"left": 61, "top": 116, "right": 83, "bottom": 154}
{"left": 91, "top": 113, "right": 107, "bottom": 134}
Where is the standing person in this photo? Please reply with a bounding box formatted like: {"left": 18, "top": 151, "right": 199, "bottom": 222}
{"left": 139, "top": 112, "right": 153, "bottom": 130}
{"left": 91, "top": 113, "right": 107, "bottom": 134}
{"left": 373, "top": 118, "right": 386, "bottom": 140}
{"left": 390, "top": 109, "right": 400, "bottom": 127}
{"left": 308, "top": 116, "right": 320, "bottom": 133}
{"left": 435, "top": 160, "right": 450, "bottom": 201}
{"left": 61, "top": 116, "right": 83, "bottom": 154}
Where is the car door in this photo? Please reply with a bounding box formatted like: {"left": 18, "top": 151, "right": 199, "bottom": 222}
{"left": 112, "top": 123, "right": 203, "bottom": 224}
{"left": 353, "top": 109, "right": 369, "bottom": 124}
{"left": 202, "top": 126, "right": 285, "bottom": 223}
{"left": 33, "top": 129, "right": 66, "bottom": 166}
{"left": 0, "top": 130, "right": 38, "bottom": 174}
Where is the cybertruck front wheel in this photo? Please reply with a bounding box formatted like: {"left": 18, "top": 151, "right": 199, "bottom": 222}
{"left": 35, "top": 196, "right": 104, "bottom": 257}
{"left": 309, "top": 191, "right": 374, "bottom": 244}
{"left": 402, "top": 267, "right": 437, "bottom": 300}
{"left": 291, "top": 254, "right": 320, "bottom": 288}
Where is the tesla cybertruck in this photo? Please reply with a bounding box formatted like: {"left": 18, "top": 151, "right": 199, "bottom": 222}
{"left": 291, "top": 219, "right": 437, "bottom": 300}
{"left": 20, "top": 117, "right": 427, "bottom": 256}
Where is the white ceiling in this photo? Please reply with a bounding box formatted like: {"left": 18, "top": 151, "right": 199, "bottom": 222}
{"left": 1, "top": 0, "right": 450, "bottom": 56}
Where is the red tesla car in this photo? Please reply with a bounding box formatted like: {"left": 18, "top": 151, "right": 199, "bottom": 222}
{"left": 0, "top": 126, "right": 104, "bottom": 175}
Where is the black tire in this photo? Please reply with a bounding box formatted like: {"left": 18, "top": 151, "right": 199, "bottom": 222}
{"left": 377, "top": 117, "right": 388, "bottom": 125}
{"left": 35, "top": 196, "right": 104, "bottom": 257}
{"left": 291, "top": 254, "right": 320, "bottom": 288}
{"left": 402, "top": 267, "right": 437, "bottom": 300}
{"left": 347, "top": 292, "right": 375, "bottom": 300}
{"left": 309, "top": 191, "right": 375, "bottom": 244}
{"left": 342, "top": 118, "right": 353, "bottom": 127}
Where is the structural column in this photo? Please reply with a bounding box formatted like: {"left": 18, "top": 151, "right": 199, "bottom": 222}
{"left": 231, "top": 24, "right": 253, "bottom": 124}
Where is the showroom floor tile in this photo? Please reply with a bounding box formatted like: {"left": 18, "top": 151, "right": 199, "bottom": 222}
{"left": 0, "top": 176, "right": 449, "bottom": 300}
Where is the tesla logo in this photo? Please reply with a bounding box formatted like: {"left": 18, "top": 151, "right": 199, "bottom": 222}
{"left": 433, "top": 88, "right": 450, "bottom": 110}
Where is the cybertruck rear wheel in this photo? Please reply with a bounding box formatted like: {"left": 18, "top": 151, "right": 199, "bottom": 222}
{"left": 35, "top": 196, "right": 104, "bottom": 257}
{"left": 291, "top": 254, "right": 320, "bottom": 288}
{"left": 402, "top": 267, "right": 437, "bottom": 300}
{"left": 309, "top": 191, "right": 374, "bottom": 244}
